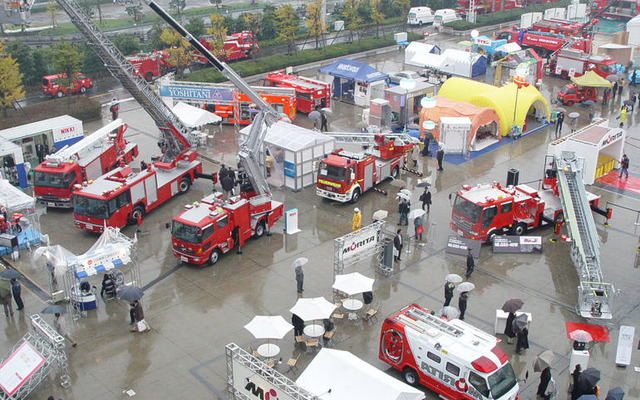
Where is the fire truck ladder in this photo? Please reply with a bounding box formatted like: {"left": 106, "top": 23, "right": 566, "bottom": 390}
{"left": 54, "top": 0, "right": 194, "bottom": 159}
{"left": 401, "top": 307, "right": 463, "bottom": 337}
{"left": 327, "top": 131, "right": 418, "bottom": 146}
{"left": 555, "top": 151, "right": 614, "bottom": 319}
{"left": 45, "top": 119, "right": 124, "bottom": 165}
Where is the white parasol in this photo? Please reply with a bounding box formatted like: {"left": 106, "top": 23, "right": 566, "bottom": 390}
{"left": 400, "top": 189, "right": 412, "bottom": 197}
{"left": 244, "top": 316, "right": 294, "bottom": 340}
{"left": 408, "top": 209, "right": 426, "bottom": 219}
{"left": 440, "top": 306, "right": 460, "bottom": 319}
{"left": 372, "top": 210, "right": 388, "bottom": 221}
{"left": 293, "top": 258, "right": 308, "bottom": 268}
{"left": 290, "top": 297, "right": 337, "bottom": 321}
{"left": 396, "top": 193, "right": 411, "bottom": 201}
{"left": 445, "top": 273, "right": 463, "bottom": 283}
{"left": 456, "top": 282, "right": 475, "bottom": 292}
{"left": 332, "top": 272, "right": 375, "bottom": 296}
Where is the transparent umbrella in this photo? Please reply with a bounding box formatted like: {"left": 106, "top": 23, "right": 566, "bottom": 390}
{"left": 456, "top": 282, "right": 475, "bottom": 292}
{"left": 408, "top": 209, "right": 426, "bottom": 219}
{"left": 293, "top": 258, "right": 308, "bottom": 268}
{"left": 445, "top": 274, "right": 462, "bottom": 283}
{"left": 440, "top": 306, "right": 460, "bottom": 319}
{"left": 372, "top": 210, "right": 388, "bottom": 221}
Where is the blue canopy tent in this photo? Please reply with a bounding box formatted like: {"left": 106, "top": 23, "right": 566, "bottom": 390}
{"left": 319, "top": 59, "right": 388, "bottom": 107}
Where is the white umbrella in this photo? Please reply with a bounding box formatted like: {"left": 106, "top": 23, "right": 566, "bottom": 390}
{"left": 408, "top": 209, "right": 426, "bottom": 219}
{"left": 332, "top": 272, "right": 375, "bottom": 296}
{"left": 244, "top": 316, "right": 294, "bottom": 340}
{"left": 372, "top": 210, "right": 388, "bottom": 221}
{"left": 440, "top": 306, "right": 460, "bottom": 319}
{"left": 445, "top": 273, "right": 463, "bottom": 283}
{"left": 456, "top": 282, "right": 475, "bottom": 292}
{"left": 320, "top": 107, "right": 333, "bottom": 115}
{"left": 396, "top": 193, "right": 410, "bottom": 201}
{"left": 569, "top": 329, "right": 593, "bottom": 343}
{"left": 400, "top": 189, "right": 412, "bottom": 197}
{"left": 290, "top": 297, "right": 337, "bottom": 321}
{"left": 293, "top": 258, "right": 308, "bottom": 268}
{"left": 568, "top": 112, "right": 580, "bottom": 119}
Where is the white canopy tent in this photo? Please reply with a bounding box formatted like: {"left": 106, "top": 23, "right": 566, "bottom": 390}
{"left": 0, "top": 179, "right": 42, "bottom": 254}
{"left": 405, "top": 49, "right": 486, "bottom": 78}
{"left": 172, "top": 101, "right": 222, "bottom": 128}
{"left": 404, "top": 42, "right": 441, "bottom": 67}
{"left": 627, "top": 14, "right": 640, "bottom": 46}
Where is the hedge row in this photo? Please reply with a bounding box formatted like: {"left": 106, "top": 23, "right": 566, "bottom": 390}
{"left": 186, "top": 32, "right": 422, "bottom": 83}
{"left": 0, "top": 96, "right": 102, "bottom": 129}
{"left": 445, "top": 0, "right": 572, "bottom": 30}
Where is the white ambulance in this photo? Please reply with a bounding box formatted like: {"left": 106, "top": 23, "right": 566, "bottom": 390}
{"left": 379, "top": 304, "right": 519, "bottom": 400}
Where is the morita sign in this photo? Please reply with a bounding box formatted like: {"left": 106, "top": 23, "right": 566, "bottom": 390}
{"left": 341, "top": 230, "right": 378, "bottom": 260}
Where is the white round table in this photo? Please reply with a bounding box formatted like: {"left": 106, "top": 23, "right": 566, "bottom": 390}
{"left": 257, "top": 343, "right": 280, "bottom": 358}
{"left": 343, "top": 298, "right": 364, "bottom": 320}
{"left": 304, "top": 324, "right": 326, "bottom": 338}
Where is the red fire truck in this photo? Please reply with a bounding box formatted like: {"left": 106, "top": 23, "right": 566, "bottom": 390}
{"left": 379, "top": 304, "right": 520, "bottom": 400}
{"left": 171, "top": 190, "right": 283, "bottom": 265}
{"left": 33, "top": 119, "right": 138, "bottom": 208}
{"left": 263, "top": 71, "right": 331, "bottom": 114}
{"left": 557, "top": 83, "right": 598, "bottom": 105}
{"left": 316, "top": 133, "right": 413, "bottom": 203}
{"left": 449, "top": 160, "right": 607, "bottom": 243}
{"left": 127, "top": 50, "right": 172, "bottom": 82}
{"left": 456, "top": 0, "right": 522, "bottom": 17}
{"left": 494, "top": 29, "right": 591, "bottom": 58}
{"left": 194, "top": 31, "right": 258, "bottom": 64}
{"left": 41, "top": 72, "right": 92, "bottom": 98}
{"left": 547, "top": 49, "right": 618, "bottom": 79}
{"left": 591, "top": 0, "right": 640, "bottom": 20}
{"left": 530, "top": 18, "right": 595, "bottom": 37}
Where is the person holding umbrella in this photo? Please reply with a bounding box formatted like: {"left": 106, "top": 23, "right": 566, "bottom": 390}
{"left": 458, "top": 291, "right": 469, "bottom": 321}
{"left": 54, "top": 312, "right": 77, "bottom": 347}
{"left": 605, "top": 387, "right": 625, "bottom": 400}
{"left": 398, "top": 198, "right": 409, "bottom": 226}
{"left": 129, "top": 300, "right": 149, "bottom": 332}
{"left": 534, "top": 350, "right": 556, "bottom": 400}
{"left": 414, "top": 214, "right": 424, "bottom": 241}
{"left": 393, "top": 229, "right": 403, "bottom": 262}
{"left": 444, "top": 280, "right": 455, "bottom": 307}
{"left": 514, "top": 314, "right": 530, "bottom": 355}
{"left": 465, "top": 247, "right": 475, "bottom": 278}
{"left": 574, "top": 367, "right": 600, "bottom": 398}
{"left": 419, "top": 186, "right": 432, "bottom": 213}
{"left": 555, "top": 111, "right": 565, "bottom": 139}
{"left": 0, "top": 279, "right": 13, "bottom": 316}
{"left": 11, "top": 278, "right": 23, "bottom": 311}
{"left": 570, "top": 364, "right": 581, "bottom": 400}
{"left": 436, "top": 142, "right": 445, "bottom": 171}
{"left": 293, "top": 257, "right": 307, "bottom": 293}
{"left": 502, "top": 299, "right": 523, "bottom": 344}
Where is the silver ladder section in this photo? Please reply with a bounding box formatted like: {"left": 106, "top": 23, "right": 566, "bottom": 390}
{"left": 46, "top": 119, "right": 124, "bottom": 164}
{"left": 55, "top": 0, "right": 193, "bottom": 156}
{"left": 327, "top": 131, "right": 418, "bottom": 146}
{"left": 401, "top": 307, "right": 463, "bottom": 337}
{"left": 555, "top": 151, "right": 614, "bottom": 319}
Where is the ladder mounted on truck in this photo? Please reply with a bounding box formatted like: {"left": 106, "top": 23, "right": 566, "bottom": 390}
{"left": 554, "top": 151, "right": 615, "bottom": 319}
{"left": 327, "top": 131, "right": 418, "bottom": 147}
{"left": 53, "top": 0, "right": 195, "bottom": 170}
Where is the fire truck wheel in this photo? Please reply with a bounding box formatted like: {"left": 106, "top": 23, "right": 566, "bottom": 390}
{"left": 565, "top": 100, "right": 574, "bottom": 106}
{"left": 145, "top": 72, "right": 154, "bottom": 82}
{"left": 209, "top": 249, "right": 221, "bottom": 265}
{"left": 179, "top": 177, "right": 191, "bottom": 194}
{"left": 486, "top": 230, "right": 497, "bottom": 244}
{"left": 511, "top": 222, "right": 526, "bottom": 236}
{"left": 56, "top": 91, "right": 64, "bottom": 98}
{"left": 131, "top": 206, "right": 144, "bottom": 224}
{"left": 391, "top": 166, "right": 399, "bottom": 179}
{"left": 350, "top": 188, "right": 361, "bottom": 203}
{"left": 403, "top": 368, "right": 419, "bottom": 386}
{"left": 80, "top": 86, "right": 86, "bottom": 94}
{"left": 254, "top": 221, "right": 265, "bottom": 238}
{"left": 561, "top": 71, "right": 569, "bottom": 80}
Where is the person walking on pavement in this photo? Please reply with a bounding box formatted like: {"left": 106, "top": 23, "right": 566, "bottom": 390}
{"left": 129, "top": 300, "right": 149, "bottom": 332}
{"left": 292, "top": 313, "right": 304, "bottom": 337}
{"left": 393, "top": 229, "right": 403, "bottom": 262}
{"left": 588, "top": 104, "right": 595, "bottom": 122}
{"left": 320, "top": 112, "right": 328, "bottom": 132}
{"left": 436, "top": 142, "right": 445, "bottom": 171}
{"left": 603, "top": 87, "right": 611, "bottom": 105}
{"left": 411, "top": 143, "right": 420, "bottom": 167}
{"left": 537, "top": 366, "right": 553, "bottom": 400}
{"left": 570, "top": 116, "right": 578, "bottom": 133}
{"left": 618, "top": 106, "right": 628, "bottom": 128}
{"left": 221, "top": 173, "right": 235, "bottom": 201}
{"left": 422, "top": 131, "right": 434, "bottom": 156}
{"left": 11, "top": 279, "right": 23, "bottom": 311}
{"left": 465, "top": 247, "right": 475, "bottom": 278}
{"left": 414, "top": 215, "right": 424, "bottom": 241}
{"left": 398, "top": 198, "right": 409, "bottom": 226}
{"left": 515, "top": 326, "right": 529, "bottom": 354}
{"left": 631, "top": 92, "right": 637, "bottom": 111}
{"left": 443, "top": 280, "right": 454, "bottom": 307}
{"left": 419, "top": 187, "right": 432, "bottom": 213}
{"left": 352, "top": 207, "right": 362, "bottom": 231}
{"left": 620, "top": 154, "right": 630, "bottom": 178}
{"left": 613, "top": 81, "right": 619, "bottom": 101}
{"left": 632, "top": 70, "right": 637, "bottom": 87}
{"left": 458, "top": 291, "right": 468, "bottom": 320}
{"left": 54, "top": 313, "right": 77, "bottom": 347}
{"left": 619, "top": 78, "right": 625, "bottom": 99}
{"left": 295, "top": 265, "right": 304, "bottom": 293}
{"left": 570, "top": 365, "right": 582, "bottom": 400}
{"left": 2, "top": 290, "right": 13, "bottom": 316}
{"left": 504, "top": 311, "right": 517, "bottom": 344}
{"left": 555, "top": 112, "right": 564, "bottom": 138}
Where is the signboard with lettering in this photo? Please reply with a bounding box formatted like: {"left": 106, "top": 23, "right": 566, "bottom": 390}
{"left": 492, "top": 235, "right": 542, "bottom": 253}
{"left": 0, "top": 342, "right": 45, "bottom": 396}
{"left": 445, "top": 236, "right": 481, "bottom": 257}
{"left": 231, "top": 357, "right": 298, "bottom": 400}
{"left": 159, "top": 85, "right": 233, "bottom": 101}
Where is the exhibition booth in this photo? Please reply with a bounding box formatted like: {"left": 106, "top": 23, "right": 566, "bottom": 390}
{"left": 318, "top": 59, "right": 388, "bottom": 107}
{"left": 384, "top": 80, "right": 436, "bottom": 126}
{"left": 0, "top": 138, "right": 27, "bottom": 188}
{"left": 0, "top": 179, "right": 42, "bottom": 255}
{"left": 438, "top": 78, "right": 549, "bottom": 137}
{"left": 407, "top": 49, "right": 487, "bottom": 78}
{"left": 240, "top": 121, "right": 335, "bottom": 190}
{"left": 419, "top": 96, "right": 500, "bottom": 153}
{"left": 404, "top": 42, "right": 442, "bottom": 67}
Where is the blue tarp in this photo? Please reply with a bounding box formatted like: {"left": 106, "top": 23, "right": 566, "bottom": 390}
{"left": 319, "top": 59, "right": 388, "bottom": 83}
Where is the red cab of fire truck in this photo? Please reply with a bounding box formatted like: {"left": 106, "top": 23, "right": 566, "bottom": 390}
{"left": 127, "top": 50, "right": 172, "bottom": 82}
{"left": 379, "top": 304, "right": 519, "bottom": 400}
{"left": 33, "top": 119, "right": 138, "bottom": 208}
{"left": 591, "top": 0, "right": 640, "bottom": 20}
{"left": 494, "top": 29, "right": 590, "bottom": 58}
{"left": 530, "top": 18, "right": 593, "bottom": 37}
{"left": 42, "top": 72, "right": 92, "bottom": 98}
{"left": 170, "top": 190, "right": 283, "bottom": 265}
{"left": 194, "top": 31, "right": 258, "bottom": 64}
{"left": 557, "top": 83, "right": 598, "bottom": 106}
{"left": 72, "top": 157, "right": 202, "bottom": 233}
{"left": 547, "top": 49, "right": 617, "bottom": 79}
{"left": 316, "top": 134, "right": 410, "bottom": 203}
{"left": 263, "top": 71, "right": 331, "bottom": 114}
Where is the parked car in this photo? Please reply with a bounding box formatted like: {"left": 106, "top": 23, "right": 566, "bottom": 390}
{"left": 388, "top": 71, "right": 421, "bottom": 85}
{"left": 41, "top": 72, "right": 92, "bottom": 98}
{"left": 433, "top": 8, "right": 459, "bottom": 26}
{"left": 407, "top": 6, "right": 434, "bottom": 25}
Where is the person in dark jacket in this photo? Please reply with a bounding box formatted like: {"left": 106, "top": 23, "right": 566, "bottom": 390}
{"left": 443, "top": 281, "right": 454, "bottom": 307}
{"left": 295, "top": 265, "right": 304, "bottom": 293}
{"left": 100, "top": 274, "right": 116, "bottom": 298}
{"left": 555, "top": 112, "right": 565, "bottom": 139}
{"left": 221, "top": 174, "right": 235, "bottom": 201}
{"left": 320, "top": 112, "right": 328, "bottom": 132}
{"left": 504, "top": 312, "right": 516, "bottom": 344}
{"left": 398, "top": 198, "right": 409, "bottom": 226}
{"left": 436, "top": 142, "right": 445, "bottom": 171}
{"left": 419, "top": 187, "right": 432, "bottom": 213}
{"left": 458, "top": 291, "right": 468, "bottom": 320}
{"left": 515, "top": 326, "right": 529, "bottom": 354}
{"left": 537, "top": 366, "right": 552, "bottom": 400}
{"left": 393, "top": 229, "right": 403, "bottom": 262}
{"left": 11, "top": 278, "right": 23, "bottom": 311}
{"left": 292, "top": 313, "right": 304, "bottom": 337}
{"left": 570, "top": 364, "right": 582, "bottom": 400}
{"left": 465, "top": 248, "right": 475, "bottom": 278}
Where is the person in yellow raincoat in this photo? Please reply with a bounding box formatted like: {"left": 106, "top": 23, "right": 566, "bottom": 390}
{"left": 352, "top": 207, "right": 362, "bottom": 231}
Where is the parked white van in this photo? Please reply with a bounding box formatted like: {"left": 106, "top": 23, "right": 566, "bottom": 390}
{"left": 407, "top": 7, "right": 434, "bottom": 25}
{"left": 433, "top": 9, "right": 459, "bottom": 26}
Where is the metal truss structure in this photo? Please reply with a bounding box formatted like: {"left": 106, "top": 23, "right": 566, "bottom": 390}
{"left": 333, "top": 220, "right": 386, "bottom": 276}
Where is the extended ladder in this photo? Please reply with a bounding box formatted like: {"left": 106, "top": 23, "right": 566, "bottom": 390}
{"left": 326, "top": 131, "right": 418, "bottom": 146}
{"left": 555, "top": 151, "right": 614, "bottom": 319}
{"left": 402, "top": 307, "right": 463, "bottom": 337}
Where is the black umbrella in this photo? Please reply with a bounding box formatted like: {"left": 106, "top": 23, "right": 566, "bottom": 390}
{"left": 41, "top": 304, "right": 67, "bottom": 314}
{"left": 623, "top": 100, "right": 634, "bottom": 106}
{"left": 0, "top": 269, "right": 20, "bottom": 280}
{"left": 501, "top": 299, "right": 524, "bottom": 313}
{"left": 605, "top": 387, "right": 624, "bottom": 400}
{"left": 578, "top": 367, "right": 601, "bottom": 388}
{"left": 417, "top": 181, "right": 431, "bottom": 188}
{"left": 116, "top": 286, "right": 144, "bottom": 302}
{"left": 512, "top": 313, "right": 528, "bottom": 332}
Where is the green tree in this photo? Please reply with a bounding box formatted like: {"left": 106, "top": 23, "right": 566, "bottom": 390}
{"left": 209, "top": 0, "right": 222, "bottom": 9}
{"left": 32, "top": 48, "right": 53, "bottom": 84}
{"left": 356, "top": 0, "right": 373, "bottom": 23}
{"left": 242, "top": 13, "right": 262, "bottom": 60}
{"left": 81, "top": 42, "right": 106, "bottom": 75}
{"left": 78, "top": 0, "right": 95, "bottom": 19}
{"left": 275, "top": 4, "right": 299, "bottom": 55}
{"left": 52, "top": 40, "right": 83, "bottom": 104}
{"left": 370, "top": 0, "right": 385, "bottom": 38}
{"left": 0, "top": 41, "right": 25, "bottom": 117}
{"left": 5, "top": 41, "right": 35, "bottom": 86}
{"left": 169, "top": 0, "right": 186, "bottom": 18}
{"left": 233, "top": 13, "right": 249, "bottom": 32}
{"left": 147, "top": 21, "right": 168, "bottom": 50}
{"left": 261, "top": 4, "right": 278, "bottom": 40}
{"left": 206, "top": 13, "right": 228, "bottom": 58}
{"left": 396, "top": 0, "right": 411, "bottom": 24}
{"left": 305, "top": 0, "right": 326, "bottom": 49}
{"left": 46, "top": 0, "right": 57, "bottom": 27}
{"left": 113, "top": 34, "right": 141, "bottom": 56}
{"left": 342, "top": 0, "right": 361, "bottom": 42}
{"left": 186, "top": 17, "right": 206, "bottom": 38}
{"left": 160, "top": 28, "right": 193, "bottom": 77}
{"left": 378, "top": 0, "right": 401, "bottom": 17}
{"left": 125, "top": 5, "right": 142, "bottom": 24}
{"left": 95, "top": 0, "right": 104, "bottom": 25}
